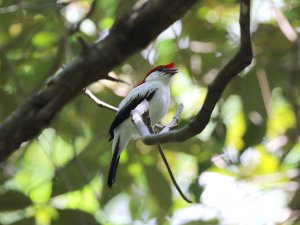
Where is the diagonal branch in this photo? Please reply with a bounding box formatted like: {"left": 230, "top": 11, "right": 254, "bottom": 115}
{"left": 83, "top": 88, "right": 118, "bottom": 112}
{"left": 0, "top": 0, "right": 197, "bottom": 161}
{"left": 139, "top": 0, "right": 253, "bottom": 145}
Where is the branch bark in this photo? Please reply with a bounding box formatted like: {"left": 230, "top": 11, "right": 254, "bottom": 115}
{"left": 0, "top": 0, "right": 197, "bottom": 161}
{"left": 137, "top": 0, "right": 253, "bottom": 145}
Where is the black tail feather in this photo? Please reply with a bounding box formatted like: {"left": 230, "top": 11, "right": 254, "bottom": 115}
{"left": 107, "top": 137, "right": 120, "bottom": 188}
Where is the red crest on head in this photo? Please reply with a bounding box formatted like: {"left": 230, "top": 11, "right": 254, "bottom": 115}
{"left": 134, "top": 62, "right": 175, "bottom": 87}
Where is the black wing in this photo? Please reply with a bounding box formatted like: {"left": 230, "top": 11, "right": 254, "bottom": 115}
{"left": 108, "top": 89, "right": 157, "bottom": 141}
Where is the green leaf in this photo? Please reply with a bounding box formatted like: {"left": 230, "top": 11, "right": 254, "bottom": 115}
{"left": 32, "top": 31, "right": 58, "bottom": 48}
{"left": 99, "top": 17, "right": 114, "bottom": 30}
{"left": 29, "top": 182, "right": 52, "bottom": 204}
{"left": 267, "top": 88, "right": 296, "bottom": 137}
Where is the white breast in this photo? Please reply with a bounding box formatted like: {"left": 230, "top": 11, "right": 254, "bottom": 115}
{"left": 149, "top": 86, "right": 170, "bottom": 125}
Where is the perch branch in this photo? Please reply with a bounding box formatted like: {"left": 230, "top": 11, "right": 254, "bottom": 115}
{"left": 131, "top": 100, "right": 191, "bottom": 203}
{"left": 131, "top": 100, "right": 151, "bottom": 135}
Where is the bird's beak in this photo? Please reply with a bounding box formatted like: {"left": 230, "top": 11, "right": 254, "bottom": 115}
{"left": 163, "top": 67, "right": 178, "bottom": 76}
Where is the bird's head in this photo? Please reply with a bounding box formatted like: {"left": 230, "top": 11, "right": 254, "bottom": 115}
{"left": 135, "top": 62, "right": 178, "bottom": 87}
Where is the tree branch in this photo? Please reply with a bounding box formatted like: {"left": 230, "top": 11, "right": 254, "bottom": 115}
{"left": 83, "top": 88, "right": 118, "bottom": 112}
{"left": 139, "top": 0, "right": 253, "bottom": 145}
{"left": 131, "top": 100, "right": 191, "bottom": 203}
{"left": 0, "top": 0, "right": 197, "bottom": 161}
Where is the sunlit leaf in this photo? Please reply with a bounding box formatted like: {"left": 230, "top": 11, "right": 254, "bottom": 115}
{"left": 13, "top": 141, "right": 54, "bottom": 196}
{"left": 51, "top": 179, "right": 100, "bottom": 214}
{"left": 267, "top": 88, "right": 296, "bottom": 137}
{"left": 29, "top": 182, "right": 52, "bottom": 204}
{"left": 32, "top": 31, "right": 58, "bottom": 48}
{"left": 34, "top": 205, "right": 57, "bottom": 225}
{"left": 51, "top": 138, "right": 107, "bottom": 196}
{"left": 222, "top": 95, "right": 246, "bottom": 150}
{"left": 99, "top": 17, "right": 114, "bottom": 30}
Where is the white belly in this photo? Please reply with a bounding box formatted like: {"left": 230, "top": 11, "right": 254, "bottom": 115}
{"left": 148, "top": 88, "right": 170, "bottom": 125}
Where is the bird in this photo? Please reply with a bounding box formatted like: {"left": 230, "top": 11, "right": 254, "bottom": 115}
{"left": 107, "top": 62, "right": 178, "bottom": 188}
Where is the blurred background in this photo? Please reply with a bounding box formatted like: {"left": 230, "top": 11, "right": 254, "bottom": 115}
{"left": 0, "top": 0, "right": 300, "bottom": 224}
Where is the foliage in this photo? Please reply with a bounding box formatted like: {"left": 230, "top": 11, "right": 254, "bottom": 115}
{"left": 0, "top": 0, "right": 300, "bottom": 224}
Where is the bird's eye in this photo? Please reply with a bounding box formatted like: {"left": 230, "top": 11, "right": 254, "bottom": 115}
{"left": 157, "top": 67, "right": 163, "bottom": 72}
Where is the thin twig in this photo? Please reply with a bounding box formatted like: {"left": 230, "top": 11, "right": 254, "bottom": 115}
{"left": 131, "top": 100, "right": 191, "bottom": 203}
{"left": 161, "top": 103, "right": 184, "bottom": 133}
{"left": 106, "top": 75, "right": 132, "bottom": 86}
{"left": 154, "top": 123, "right": 164, "bottom": 130}
{"left": 155, "top": 142, "right": 192, "bottom": 203}
{"left": 256, "top": 68, "right": 272, "bottom": 116}
{"left": 83, "top": 88, "right": 118, "bottom": 112}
